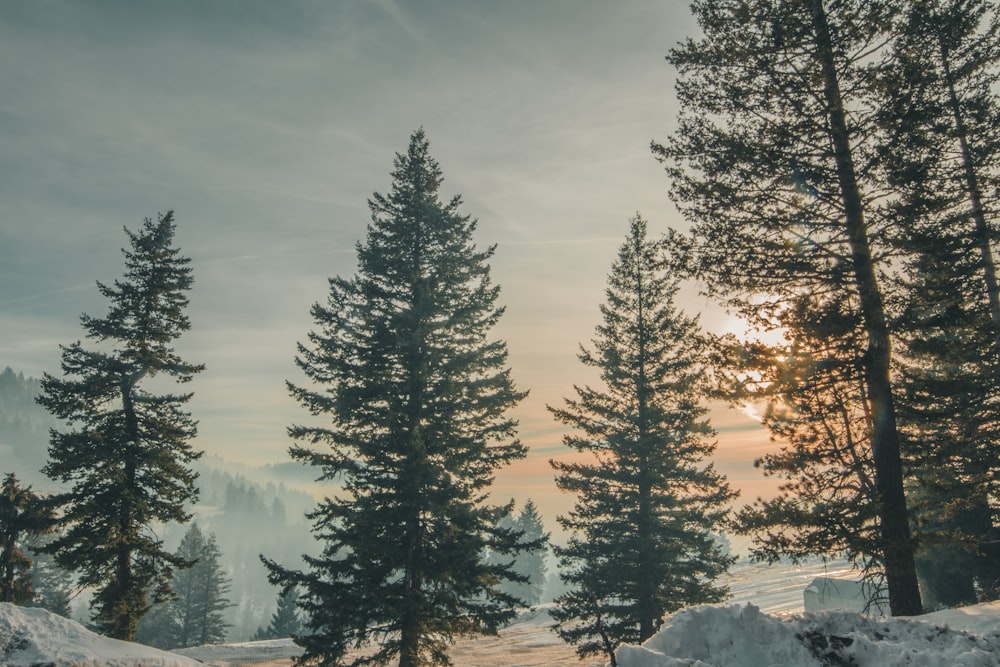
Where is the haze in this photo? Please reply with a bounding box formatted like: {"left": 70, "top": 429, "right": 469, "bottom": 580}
{"left": 0, "top": 1, "right": 773, "bottom": 526}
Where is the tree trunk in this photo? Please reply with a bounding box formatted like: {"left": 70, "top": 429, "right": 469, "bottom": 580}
{"left": 939, "top": 37, "right": 1000, "bottom": 352}
{"left": 809, "top": 0, "right": 922, "bottom": 616}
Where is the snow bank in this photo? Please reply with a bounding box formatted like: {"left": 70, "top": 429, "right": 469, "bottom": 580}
{"left": 617, "top": 603, "right": 1000, "bottom": 667}
{"left": 0, "top": 603, "right": 201, "bottom": 667}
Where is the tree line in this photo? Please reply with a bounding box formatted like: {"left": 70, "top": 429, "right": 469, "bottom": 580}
{"left": 2, "top": 1, "right": 1000, "bottom": 665}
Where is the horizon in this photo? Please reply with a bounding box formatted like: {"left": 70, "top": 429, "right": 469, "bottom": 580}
{"left": 0, "top": 1, "right": 776, "bottom": 531}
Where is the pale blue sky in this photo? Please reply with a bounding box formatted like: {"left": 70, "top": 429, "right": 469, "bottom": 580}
{"left": 0, "top": 1, "right": 769, "bottom": 520}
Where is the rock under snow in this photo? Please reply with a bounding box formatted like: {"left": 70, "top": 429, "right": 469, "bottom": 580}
{"left": 0, "top": 603, "right": 201, "bottom": 667}
{"left": 617, "top": 602, "right": 1000, "bottom": 667}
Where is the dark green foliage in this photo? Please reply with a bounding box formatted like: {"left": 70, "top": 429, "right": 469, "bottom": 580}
{"left": 37, "top": 212, "right": 203, "bottom": 639}
{"left": 263, "top": 129, "right": 528, "bottom": 667}
{"left": 882, "top": 0, "right": 1000, "bottom": 604}
{"left": 549, "top": 217, "right": 736, "bottom": 663}
{"left": 657, "top": 0, "right": 922, "bottom": 615}
{"left": 0, "top": 473, "right": 55, "bottom": 604}
{"left": 253, "top": 587, "right": 302, "bottom": 641}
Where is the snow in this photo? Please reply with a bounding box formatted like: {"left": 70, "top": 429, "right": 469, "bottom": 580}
{"left": 5, "top": 572, "right": 1000, "bottom": 667}
{"left": 0, "top": 603, "right": 202, "bottom": 667}
{"left": 617, "top": 602, "right": 1000, "bottom": 667}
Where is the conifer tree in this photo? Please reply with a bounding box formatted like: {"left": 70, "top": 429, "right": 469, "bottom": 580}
{"left": 549, "top": 217, "right": 736, "bottom": 664}
{"left": 25, "top": 534, "right": 73, "bottom": 617}
{"left": 0, "top": 473, "right": 54, "bottom": 604}
{"left": 485, "top": 499, "right": 549, "bottom": 607}
{"left": 253, "top": 587, "right": 302, "bottom": 640}
{"left": 657, "top": 0, "right": 923, "bottom": 615}
{"left": 263, "top": 129, "right": 529, "bottom": 667}
{"left": 512, "top": 500, "right": 548, "bottom": 606}
{"left": 135, "top": 523, "right": 232, "bottom": 649}
{"left": 881, "top": 0, "right": 1000, "bottom": 603}
{"left": 728, "top": 296, "right": 886, "bottom": 594}
{"left": 172, "top": 523, "right": 232, "bottom": 647}
{"left": 37, "top": 212, "right": 203, "bottom": 639}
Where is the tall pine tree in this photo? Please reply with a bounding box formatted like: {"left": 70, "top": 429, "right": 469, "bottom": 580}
{"left": 657, "top": 0, "right": 923, "bottom": 614}
{"left": 263, "top": 129, "right": 529, "bottom": 667}
{"left": 882, "top": 0, "right": 1000, "bottom": 604}
{"left": 549, "top": 217, "right": 736, "bottom": 665}
{"left": 37, "top": 212, "right": 203, "bottom": 639}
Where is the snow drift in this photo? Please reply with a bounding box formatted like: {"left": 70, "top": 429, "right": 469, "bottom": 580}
{"left": 617, "top": 602, "right": 1000, "bottom": 667}
{"left": 0, "top": 603, "right": 201, "bottom": 667}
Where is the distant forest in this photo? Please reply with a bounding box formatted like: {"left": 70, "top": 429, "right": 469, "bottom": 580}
{"left": 0, "top": 365, "right": 316, "bottom": 640}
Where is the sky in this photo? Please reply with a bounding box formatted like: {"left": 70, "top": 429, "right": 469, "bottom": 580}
{"left": 0, "top": 0, "right": 777, "bottom": 526}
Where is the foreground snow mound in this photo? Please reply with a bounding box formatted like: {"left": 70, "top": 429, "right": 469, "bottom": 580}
{"left": 617, "top": 603, "right": 1000, "bottom": 667}
{"left": 0, "top": 603, "right": 201, "bottom": 667}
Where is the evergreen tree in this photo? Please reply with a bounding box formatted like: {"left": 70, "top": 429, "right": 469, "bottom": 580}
{"left": 728, "top": 295, "right": 886, "bottom": 597}
{"left": 549, "top": 217, "right": 736, "bottom": 664}
{"left": 0, "top": 473, "right": 54, "bottom": 604}
{"left": 135, "top": 523, "right": 232, "bottom": 648}
{"left": 37, "top": 212, "right": 203, "bottom": 639}
{"left": 263, "top": 129, "right": 529, "bottom": 667}
{"left": 24, "top": 534, "right": 73, "bottom": 617}
{"left": 656, "top": 0, "right": 923, "bottom": 615}
{"left": 512, "top": 500, "right": 548, "bottom": 606}
{"left": 881, "top": 0, "right": 1000, "bottom": 604}
{"left": 172, "top": 523, "right": 232, "bottom": 647}
{"left": 252, "top": 587, "right": 302, "bottom": 640}
{"left": 485, "top": 499, "right": 549, "bottom": 607}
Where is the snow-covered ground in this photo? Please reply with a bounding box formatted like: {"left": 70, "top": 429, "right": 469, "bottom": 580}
{"left": 617, "top": 601, "right": 1000, "bottom": 667}
{"left": 4, "top": 559, "right": 1000, "bottom": 667}
{"left": 0, "top": 603, "right": 202, "bottom": 666}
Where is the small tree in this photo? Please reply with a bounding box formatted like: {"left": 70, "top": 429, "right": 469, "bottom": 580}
{"left": 263, "top": 129, "right": 529, "bottom": 667}
{"left": 37, "top": 212, "right": 203, "bottom": 639}
{"left": 0, "top": 473, "right": 54, "bottom": 604}
{"left": 486, "top": 499, "right": 549, "bottom": 607}
{"left": 253, "top": 587, "right": 302, "bottom": 641}
{"left": 549, "top": 217, "right": 736, "bottom": 664}
{"left": 172, "top": 523, "right": 232, "bottom": 648}
{"left": 136, "top": 523, "right": 232, "bottom": 649}
{"left": 25, "top": 534, "right": 73, "bottom": 617}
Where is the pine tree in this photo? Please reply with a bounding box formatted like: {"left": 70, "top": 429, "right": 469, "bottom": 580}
{"left": 262, "top": 129, "right": 529, "bottom": 667}
{"left": 512, "top": 500, "right": 548, "bottom": 606}
{"left": 0, "top": 473, "right": 54, "bottom": 604}
{"left": 485, "top": 499, "right": 549, "bottom": 607}
{"left": 171, "top": 523, "right": 232, "bottom": 647}
{"left": 252, "top": 587, "right": 302, "bottom": 641}
{"left": 549, "top": 217, "right": 736, "bottom": 664}
{"left": 881, "top": 0, "right": 1000, "bottom": 603}
{"left": 729, "top": 294, "right": 886, "bottom": 596}
{"left": 135, "top": 523, "right": 232, "bottom": 649}
{"left": 37, "top": 212, "right": 203, "bottom": 639}
{"left": 656, "top": 0, "right": 923, "bottom": 615}
{"left": 24, "top": 534, "right": 73, "bottom": 617}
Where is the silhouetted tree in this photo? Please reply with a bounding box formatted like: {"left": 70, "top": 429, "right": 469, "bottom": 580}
{"left": 882, "top": 0, "right": 1000, "bottom": 604}
{"left": 263, "top": 129, "right": 529, "bottom": 667}
{"left": 37, "top": 212, "right": 203, "bottom": 639}
{"left": 657, "top": 0, "right": 922, "bottom": 614}
{"left": 550, "top": 217, "right": 736, "bottom": 664}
